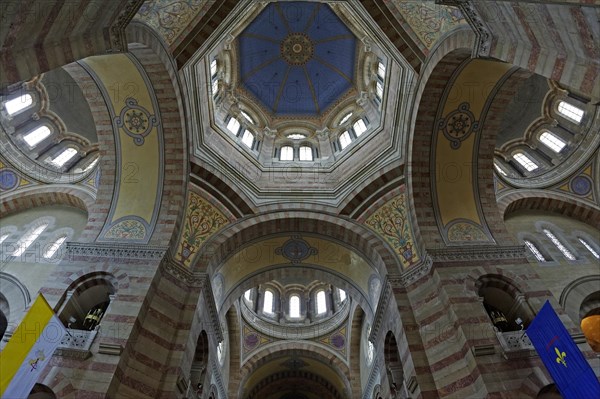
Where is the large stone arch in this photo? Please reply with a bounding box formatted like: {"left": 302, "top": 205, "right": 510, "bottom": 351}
{"left": 238, "top": 343, "right": 351, "bottom": 399}
{"left": 499, "top": 191, "right": 600, "bottom": 230}
{"left": 560, "top": 275, "right": 600, "bottom": 325}
{"left": 197, "top": 211, "right": 403, "bottom": 278}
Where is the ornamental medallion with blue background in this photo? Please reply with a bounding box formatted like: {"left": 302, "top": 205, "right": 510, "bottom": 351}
{"left": 569, "top": 175, "right": 592, "bottom": 196}
{"left": 0, "top": 169, "right": 19, "bottom": 191}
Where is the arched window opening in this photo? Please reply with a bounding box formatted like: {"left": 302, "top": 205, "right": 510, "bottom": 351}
{"left": 12, "top": 223, "right": 48, "bottom": 257}
{"left": 190, "top": 331, "right": 209, "bottom": 395}
{"left": 513, "top": 152, "right": 538, "bottom": 172}
{"left": 210, "top": 59, "right": 218, "bottom": 78}
{"left": 376, "top": 81, "right": 383, "bottom": 102}
{"left": 494, "top": 161, "right": 508, "bottom": 176}
{"left": 536, "top": 384, "right": 562, "bottom": 399}
{"left": 43, "top": 235, "right": 68, "bottom": 259}
{"left": 240, "top": 111, "right": 254, "bottom": 124}
{"left": 287, "top": 133, "right": 306, "bottom": 140}
{"left": 339, "top": 131, "right": 352, "bottom": 150}
{"left": 244, "top": 289, "right": 252, "bottom": 301}
{"left": 58, "top": 278, "right": 115, "bottom": 331}
{"left": 316, "top": 290, "right": 327, "bottom": 315}
{"left": 353, "top": 119, "right": 367, "bottom": 137}
{"left": 557, "top": 101, "right": 584, "bottom": 124}
{"left": 366, "top": 325, "right": 374, "bottom": 364}
{"left": 217, "top": 340, "right": 225, "bottom": 364}
{"left": 338, "top": 289, "right": 347, "bottom": 302}
{"left": 524, "top": 240, "right": 547, "bottom": 262}
{"left": 384, "top": 332, "right": 409, "bottom": 398}
{"left": 280, "top": 145, "right": 294, "bottom": 161}
{"left": 539, "top": 131, "right": 566, "bottom": 153}
{"left": 543, "top": 229, "right": 576, "bottom": 260}
{"left": 299, "top": 146, "right": 313, "bottom": 161}
{"left": 579, "top": 238, "right": 599, "bottom": 259}
{"left": 377, "top": 61, "right": 386, "bottom": 80}
{"left": 241, "top": 129, "right": 254, "bottom": 148}
{"left": 23, "top": 126, "right": 51, "bottom": 148}
{"left": 226, "top": 117, "right": 241, "bottom": 134}
{"left": 289, "top": 295, "right": 300, "bottom": 318}
{"left": 339, "top": 112, "right": 352, "bottom": 126}
{"left": 49, "top": 147, "right": 78, "bottom": 168}
{"left": 263, "top": 290, "right": 274, "bottom": 314}
{"left": 27, "top": 384, "right": 57, "bottom": 399}
{"left": 478, "top": 277, "right": 533, "bottom": 332}
{"left": 0, "top": 294, "right": 8, "bottom": 342}
{"left": 4, "top": 94, "right": 33, "bottom": 116}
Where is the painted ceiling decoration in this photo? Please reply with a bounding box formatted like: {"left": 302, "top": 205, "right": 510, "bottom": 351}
{"left": 362, "top": 189, "right": 419, "bottom": 269}
{"left": 238, "top": 2, "right": 357, "bottom": 116}
{"left": 134, "top": 0, "right": 212, "bottom": 48}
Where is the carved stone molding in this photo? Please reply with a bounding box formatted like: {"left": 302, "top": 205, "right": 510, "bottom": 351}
{"left": 66, "top": 242, "right": 167, "bottom": 261}
{"left": 109, "top": 0, "right": 146, "bottom": 52}
{"left": 398, "top": 255, "right": 433, "bottom": 286}
{"left": 369, "top": 276, "right": 391, "bottom": 344}
{"left": 435, "top": 0, "right": 492, "bottom": 58}
{"left": 362, "top": 361, "right": 381, "bottom": 399}
{"left": 199, "top": 273, "right": 225, "bottom": 343}
{"left": 428, "top": 245, "right": 527, "bottom": 262}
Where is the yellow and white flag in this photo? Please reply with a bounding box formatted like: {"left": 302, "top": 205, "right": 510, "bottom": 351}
{"left": 1, "top": 295, "right": 66, "bottom": 398}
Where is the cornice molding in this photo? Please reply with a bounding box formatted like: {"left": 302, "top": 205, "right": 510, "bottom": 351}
{"left": 428, "top": 245, "right": 527, "bottom": 262}
{"left": 369, "top": 276, "right": 391, "bottom": 344}
{"left": 435, "top": 0, "right": 492, "bottom": 57}
{"left": 110, "top": 0, "right": 146, "bottom": 52}
{"left": 65, "top": 242, "right": 167, "bottom": 260}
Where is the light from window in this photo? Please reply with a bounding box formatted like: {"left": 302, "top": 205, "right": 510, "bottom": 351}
{"left": 287, "top": 134, "right": 306, "bottom": 140}
{"left": 0, "top": 234, "right": 9, "bottom": 244}
{"left": 227, "top": 117, "right": 240, "bottom": 134}
{"left": 579, "top": 238, "right": 599, "bottom": 259}
{"left": 339, "top": 289, "right": 346, "bottom": 302}
{"left": 376, "top": 81, "right": 383, "bottom": 99}
{"left": 244, "top": 289, "right": 252, "bottom": 301}
{"left": 289, "top": 295, "right": 300, "bottom": 318}
{"left": 339, "top": 131, "right": 352, "bottom": 149}
{"left": 217, "top": 341, "right": 224, "bottom": 363}
{"left": 5, "top": 94, "right": 33, "bottom": 115}
{"left": 85, "top": 158, "right": 99, "bottom": 171}
{"left": 513, "top": 152, "right": 538, "bottom": 172}
{"left": 43, "top": 235, "right": 67, "bottom": 259}
{"left": 240, "top": 111, "right": 254, "bottom": 124}
{"left": 543, "top": 229, "right": 576, "bottom": 261}
{"left": 366, "top": 326, "right": 374, "bottom": 363}
{"left": 280, "top": 146, "right": 293, "bottom": 161}
{"left": 299, "top": 146, "right": 313, "bottom": 161}
{"left": 241, "top": 130, "right": 254, "bottom": 148}
{"left": 12, "top": 223, "right": 48, "bottom": 257}
{"left": 524, "top": 240, "right": 546, "bottom": 262}
{"left": 377, "top": 62, "right": 386, "bottom": 80}
{"left": 23, "top": 126, "right": 51, "bottom": 147}
{"left": 494, "top": 162, "right": 507, "bottom": 176}
{"left": 51, "top": 148, "right": 78, "bottom": 167}
{"left": 212, "top": 79, "right": 219, "bottom": 95}
{"left": 263, "top": 290, "right": 274, "bottom": 314}
{"left": 316, "top": 290, "right": 327, "bottom": 315}
{"left": 539, "top": 131, "right": 566, "bottom": 153}
{"left": 339, "top": 112, "right": 352, "bottom": 125}
{"left": 353, "top": 119, "right": 367, "bottom": 136}
{"left": 557, "top": 101, "right": 583, "bottom": 124}
{"left": 210, "top": 59, "right": 218, "bottom": 78}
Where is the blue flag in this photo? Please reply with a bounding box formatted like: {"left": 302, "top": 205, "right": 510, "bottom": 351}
{"left": 527, "top": 301, "right": 600, "bottom": 399}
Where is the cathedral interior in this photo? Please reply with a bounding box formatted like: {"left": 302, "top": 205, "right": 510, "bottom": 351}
{"left": 1, "top": 1, "right": 599, "bottom": 398}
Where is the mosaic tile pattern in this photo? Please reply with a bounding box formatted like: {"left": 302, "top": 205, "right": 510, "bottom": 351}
{"left": 390, "top": 1, "right": 467, "bottom": 50}
{"left": 134, "top": 0, "right": 212, "bottom": 47}
{"left": 175, "top": 191, "right": 230, "bottom": 267}
{"left": 364, "top": 192, "right": 419, "bottom": 269}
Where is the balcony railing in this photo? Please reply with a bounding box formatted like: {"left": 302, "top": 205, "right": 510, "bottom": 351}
{"left": 496, "top": 330, "right": 536, "bottom": 358}
{"left": 55, "top": 328, "right": 97, "bottom": 359}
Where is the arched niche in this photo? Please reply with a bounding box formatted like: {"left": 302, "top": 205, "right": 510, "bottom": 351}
{"left": 476, "top": 274, "right": 534, "bottom": 332}
{"left": 384, "top": 332, "right": 409, "bottom": 399}
{"left": 56, "top": 272, "right": 117, "bottom": 331}
{"left": 27, "top": 384, "right": 57, "bottom": 399}
{"left": 190, "top": 330, "right": 209, "bottom": 394}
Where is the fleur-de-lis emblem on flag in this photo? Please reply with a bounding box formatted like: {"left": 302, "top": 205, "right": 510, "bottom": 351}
{"left": 555, "top": 347, "right": 567, "bottom": 367}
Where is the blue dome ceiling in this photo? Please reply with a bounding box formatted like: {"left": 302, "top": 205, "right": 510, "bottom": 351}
{"left": 238, "top": 2, "right": 357, "bottom": 116}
